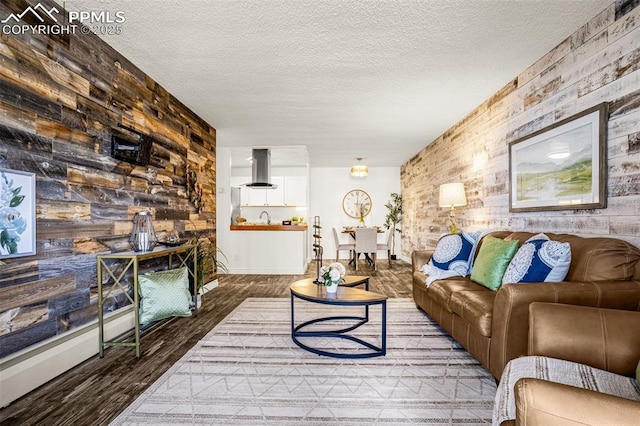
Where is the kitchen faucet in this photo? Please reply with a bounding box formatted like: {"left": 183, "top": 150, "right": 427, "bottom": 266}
{"left": 260, "top": 210, "right": 271, "bottom": 224}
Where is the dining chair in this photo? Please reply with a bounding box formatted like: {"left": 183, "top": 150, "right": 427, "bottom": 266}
{"left": 377, "top": 230, "right": 393, "bottom": 267}
{"left": 332, "top": 227, "right": 355, "bottom": 262}
{"left": 355, "top": 227, "right": 378, "bottom": 271}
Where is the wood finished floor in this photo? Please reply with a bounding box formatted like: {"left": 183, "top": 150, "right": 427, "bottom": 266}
{"left": 0, "top": 258, "right": 413, "bottom": 426}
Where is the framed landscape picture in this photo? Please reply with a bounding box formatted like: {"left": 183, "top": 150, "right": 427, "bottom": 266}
{"left": 509, "top": 103, "right": 608, "bottom": 212}
{"left": 0, "top": 168, "right": 36, "bottom": 259}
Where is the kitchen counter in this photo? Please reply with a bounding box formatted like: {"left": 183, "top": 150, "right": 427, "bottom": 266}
{"left": 225, "top": 224, "right": 309, "bottom": 274}
{"left": 230, "top": 224, "right": 308, "bottom": 231}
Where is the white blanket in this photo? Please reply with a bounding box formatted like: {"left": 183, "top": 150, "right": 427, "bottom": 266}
{"left": 419, "top": 262, "right": 464, "bottom": 287}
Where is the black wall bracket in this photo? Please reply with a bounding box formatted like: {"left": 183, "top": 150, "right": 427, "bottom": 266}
{"left": 111, "top": 124, "right": 153, "bottom": 166}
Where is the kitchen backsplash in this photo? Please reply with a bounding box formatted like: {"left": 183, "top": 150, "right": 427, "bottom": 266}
{"left": 239, "top": 206, "right": 308, "bottom": 224}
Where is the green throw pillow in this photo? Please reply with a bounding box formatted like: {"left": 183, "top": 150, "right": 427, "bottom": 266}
{"left": 471, "top": 236, "right": 519, "bottom": 291}
{"left": 138, "top": 266, "right": 192, "bottom": 325}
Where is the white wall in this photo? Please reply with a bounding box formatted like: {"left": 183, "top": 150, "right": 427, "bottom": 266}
{"left": 216, "top": 146, "right": 233, "bottom": 259}
{"left": 309, "top": 167, "right": 403, "bottom": 261}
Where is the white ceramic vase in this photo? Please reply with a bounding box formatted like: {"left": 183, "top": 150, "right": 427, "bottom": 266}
{"left": 326, "top": 282, "right": 339, "bottom": 293}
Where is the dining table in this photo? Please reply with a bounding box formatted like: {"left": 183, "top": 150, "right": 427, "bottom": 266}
{"left": 341, "top": 226, "right": 384, "bottom": 236}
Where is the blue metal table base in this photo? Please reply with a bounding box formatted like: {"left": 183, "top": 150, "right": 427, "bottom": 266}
{"left": 291, "top": 296, "right": 387, "bottom": 359}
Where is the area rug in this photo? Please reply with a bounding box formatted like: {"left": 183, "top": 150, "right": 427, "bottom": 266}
{"left": 111, "top": 298, "right": 496, "bottom": 425}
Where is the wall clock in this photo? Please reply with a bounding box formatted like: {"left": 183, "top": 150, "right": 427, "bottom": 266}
{"left": 342, "top": 189, "right": 372, "bottom": 218}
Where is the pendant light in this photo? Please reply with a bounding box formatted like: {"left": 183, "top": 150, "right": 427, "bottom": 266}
{"left": 350, "top": 157, "right": 368, "bottom": 177}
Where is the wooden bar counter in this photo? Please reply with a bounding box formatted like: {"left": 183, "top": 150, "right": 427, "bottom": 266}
{"left": 230, "top": 224, "right": 308, "bottom": 231}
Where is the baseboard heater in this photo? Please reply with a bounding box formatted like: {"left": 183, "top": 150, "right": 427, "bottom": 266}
{"left": 0, "top": 307, "right": 135, "bottom": 408}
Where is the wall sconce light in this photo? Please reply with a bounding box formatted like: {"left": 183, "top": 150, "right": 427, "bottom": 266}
{"left": 439, "top": 182, "right": 467, "bottom": 234}
{"left": 472, "top": 150, "right": 489, "bottom": 172}
{"left": 350, "top": 157, "right": 368, "bottom": 177}
{"left": 129, "top": 211, "right": 158, "bottom": 252}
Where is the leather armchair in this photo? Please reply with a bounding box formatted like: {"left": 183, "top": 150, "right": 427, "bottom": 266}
{"left": 514, "top": 378, "right": 640, "bottom": 425}
{"left": 494, "top": 303, "right": 640, "bottom": 426}
{"left": 527, "top": 302, "right": 640, "bottom": 376}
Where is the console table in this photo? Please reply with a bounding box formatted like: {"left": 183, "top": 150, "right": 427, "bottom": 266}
{"left": 97, "top": 244, "right": 198, "bottom": 358}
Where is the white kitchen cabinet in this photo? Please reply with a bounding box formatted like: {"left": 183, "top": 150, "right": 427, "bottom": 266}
{"left": 267, "top": 177, "right": 285, "bottom": 205}
{"left": 230, "top": 176, "right": 307, "bottom": 206}
{"left": 244, "top": 176, "right": 285, "bottom": 206}
{"left": 284, "top": 176, "right": 307, "bottom": 206}
{"left": 246, "top": 186, "right": 266, "bottom": 206}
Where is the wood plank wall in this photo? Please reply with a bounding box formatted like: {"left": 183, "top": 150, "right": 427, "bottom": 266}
{"left": 401, "top": 1, "right": 640, "bottom": 256}
{"left": 0, "top": 0, "right": 217, "bottom": 358}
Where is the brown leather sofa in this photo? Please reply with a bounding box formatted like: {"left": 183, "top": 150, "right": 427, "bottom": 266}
{"left": 495, "top": 303, "right": 640, "bottom": 425}
{"left": 412, "top": 231, "right": 640, "bottom": 380}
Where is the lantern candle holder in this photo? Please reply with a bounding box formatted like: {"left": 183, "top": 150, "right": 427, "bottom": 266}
{"left": 129, "top": 211, "right": 158, "bottom": 252}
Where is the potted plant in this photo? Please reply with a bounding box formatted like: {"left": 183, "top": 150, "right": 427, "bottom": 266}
{"left": 383, "top": 192, "right": 402, "bottom": 260}
{"left": 188, "top": 235, "right": 228, "bottom": 307}
{"left": 317, "top": 262, "right": 346, "bottom": 293}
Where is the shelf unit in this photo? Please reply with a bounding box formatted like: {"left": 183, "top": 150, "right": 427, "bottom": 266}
{"left": 96, "top": 244, "right": 198, "bottom": 358}
{"left": 312, "top": 216, "right": 323, "bottom": 283}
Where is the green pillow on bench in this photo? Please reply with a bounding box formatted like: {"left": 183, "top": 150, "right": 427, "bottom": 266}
{"left": 138, "top": 266, "right": 192, "bottom": 324}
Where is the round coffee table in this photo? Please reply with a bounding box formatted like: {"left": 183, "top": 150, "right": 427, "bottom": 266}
{"left": 290, "top": 277, "right": 387, "bottom": 358}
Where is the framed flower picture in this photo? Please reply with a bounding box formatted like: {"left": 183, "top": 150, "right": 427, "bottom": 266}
{"left": 1, "top": 168, "right": 36, "bottom": 259}
{"left": 509, "top": 103, "right": 608, "bottom": 212}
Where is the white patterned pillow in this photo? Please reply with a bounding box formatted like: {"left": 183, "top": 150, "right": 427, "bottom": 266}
{"left": 138, "top": 267, "right": 192, "bottom": 324}
{"left": 502, "top": 233, "right": 571, "bottom": 284}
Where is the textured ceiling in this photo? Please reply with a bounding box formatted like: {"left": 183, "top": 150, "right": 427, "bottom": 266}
{"left": 64, "top": 0, "right": 610, "bottom": 167}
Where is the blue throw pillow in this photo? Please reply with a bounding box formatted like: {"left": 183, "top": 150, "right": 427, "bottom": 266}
{"left": 430, "top": 231, "right": 482, "bottom": 276}
{"left": 502, "top": 234, "right": 571, "bottom": 284}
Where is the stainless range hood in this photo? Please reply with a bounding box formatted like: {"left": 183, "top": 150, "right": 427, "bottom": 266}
{"left": 243, "top": 149, "right": 278, "bottom": 188}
